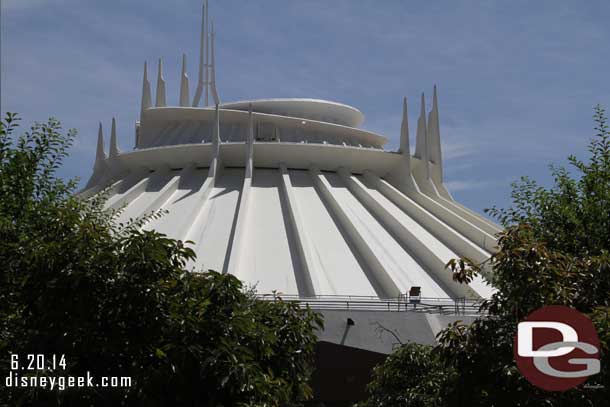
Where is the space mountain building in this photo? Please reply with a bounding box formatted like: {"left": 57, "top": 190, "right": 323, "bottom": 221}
{"left": 82, "top": 1, "right": 500, "bottom": 402}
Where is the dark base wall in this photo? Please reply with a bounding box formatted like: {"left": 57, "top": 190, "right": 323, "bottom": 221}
{"left": 308, "top": 309, "right": 477, "bottom": 404}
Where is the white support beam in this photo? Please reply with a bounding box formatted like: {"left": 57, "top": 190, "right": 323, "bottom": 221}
{"left": 388, "top": 174, "right": 498, "bottom": 253}
{"left": 338, "top": 168, "right": 478, "bottom": 299}
{"left": 245, "top": 104, "right": 254, "bottom": 178}
{"left": 182, "top": 103, "right": 224, "bottom": 241}
{"left": 279, "top": 165, "right": 318, "bottom": 297}
{"left": 139, "top": 165, "right": 196, "bottom": 216}
{"left": 364, "top": 171, "right": 490, "bottom": 264}
{"left": 225, "top": 175, "right": 252, "bottom": 277}
{"left": 435, "top": 196, "right": 503, "bottom": 235}
{"left": 209, "top": 104, "right": 221, "bottom": 178}
{"left": 310, "top": 168, "right": 400, "bottom": 299}
{"left": 175, "top": 168, "right": 217, "bottom": 242}
{"left": 78, "top": 177, "right": 124, "bottom": 200}
{"left": 225, "top": 105, "right": 254, "bottom": 276}
{"left": 105, "top": 172, "right": 154, "bottom": 211}
{"left": 430, "top": 173, "right": 453, "bottom": 200}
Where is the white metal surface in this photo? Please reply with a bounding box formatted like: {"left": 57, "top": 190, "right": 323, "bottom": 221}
{"left": 83, "top": 1, "right": 501, "bottom": 302}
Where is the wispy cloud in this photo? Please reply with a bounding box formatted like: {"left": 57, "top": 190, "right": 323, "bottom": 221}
{"left": 441, "top": 140, "right": 478, "bottom": 161}
{"left": 445, "top": 180, "right": 498, "bottom": 193}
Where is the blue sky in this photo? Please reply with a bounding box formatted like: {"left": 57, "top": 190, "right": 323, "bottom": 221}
{"left": 2, "top": 0, "right": 609, "bottom": 217}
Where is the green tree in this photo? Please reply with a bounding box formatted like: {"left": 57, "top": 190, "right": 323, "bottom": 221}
{"left": 361, "top": 105, "right": 610, "bottom": 406}
{"left": 358, "top": 342, "right": 452, "bottom": 407}
{"left": 0, "top": 113, "right": 323, "bottom": 406}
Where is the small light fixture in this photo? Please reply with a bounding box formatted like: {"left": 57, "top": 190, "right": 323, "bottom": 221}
{"left": 409, "top": 286, "right": 421, "bottom": 304}
{"left": 301, "top": 120, "right": 307, "bottom": 125}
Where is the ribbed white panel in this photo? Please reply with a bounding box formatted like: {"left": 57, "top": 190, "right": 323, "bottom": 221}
{"left": 144, "top": 168, "right": 209, "bottom": 237}
{"left": 237, "top": 169, "right": 300, "bottom": 295}
{"left": 115, "top": 171, "right": 175, "bottom": 223}
{"left": 289, "top": 170, "right": 378, "bottom": 297}
{"left": 94, "top": 166, "right": 496, "bottom": 300}
{"left": 187, "top": 169, "right": 242, "bottom": 273}
{"left": 321, "top": 173, "right": 449, "bottom": 298}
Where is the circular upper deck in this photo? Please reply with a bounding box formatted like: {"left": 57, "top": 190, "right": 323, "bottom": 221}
{"left": 220, "top": 98, "right": 365, "bottom": 128}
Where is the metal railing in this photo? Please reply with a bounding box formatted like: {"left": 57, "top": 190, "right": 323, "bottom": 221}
{"left": 256, "top": 294, "right": 484, "bottom": 316}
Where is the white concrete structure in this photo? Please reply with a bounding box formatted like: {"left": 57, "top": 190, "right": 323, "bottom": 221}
{"left": 82, "top": 1, "right": 500, "bottom": 304}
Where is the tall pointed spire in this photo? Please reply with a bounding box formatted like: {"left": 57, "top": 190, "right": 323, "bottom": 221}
{"left": 140, "top": 61, "right": 152, "bottom": 121}
{"left": 180, "top": 53, "right": 190, "bottom": 107}
{"left": 156, "top": 58, "right": 166, "bottom": 107}
{"left": 204, "top": 0, "right": 210, "bottom": 106}
{"left": 109, "top": 117, "right": 119, "bottom": 158}
{"left": 415, "top": 93, "right": 430, "bottom": 178}
{"left": 428, "top": 85, "right": 443, "bottom": 179}
{"left": 192, "top": 0, "right": 206, "bottom": 107}
{"left": 95, "top": 122, "right": 106, "bottom": 163}
{"left": 414, "top": 93, "right": 426, "bottom": 160}
{"left": 210, "top": 21, "right": 220, "bottom": 105}
{"left": 399, "top": 97, "right": 410, "bottom": 156}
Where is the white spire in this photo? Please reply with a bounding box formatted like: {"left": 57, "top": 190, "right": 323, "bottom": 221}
{"left": 155, "top": 58, "right": 166, "bottom": 107}
{"left": 95, "top": 122, "right": 106, "bottom": 163}
{"left": 180, "top": 53, "right": 190, "bottom": 107}
{"left": 192, "top": 0, "right": 206, "bottom": 107}
{"left": 204, "top": 0, "right": 210, "bottom": 107}
{"left": 210, "top": 21, "right": 220, "bottom": 105}
{"left": 109, "top": 117, "right": 119, "bottom": 158}
{"left": 399, "top": 97, "right": 410, "bottom": 156}
{"left": 414, "top": 93, "right": 426, "bottom": 160}
{"left": 140, "top": 61, "right": 152, "bottom": 121}
{"left": 428, "top": 85, "right": 443, "bottom": 179}
{"left": 416, "top": 93, "right": 430, "bottom": 178}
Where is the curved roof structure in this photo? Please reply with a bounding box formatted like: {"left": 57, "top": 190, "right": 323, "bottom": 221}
{"left": 137, "top": 107, "right": 386, "bottom": 149}
{"left": 82, "top": 2, "right": 501, "bottom": 305}
{"left": 83, "top": 90, "right": 500, "bottom": 302}
{"left": 220, "top": 98, "right": 365, "bottom": 128}
{"left": 76, "top": 3, "right": 507, "bottom": 401}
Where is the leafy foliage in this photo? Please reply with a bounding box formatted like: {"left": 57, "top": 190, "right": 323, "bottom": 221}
{"left": 358, "top": 342, "right": 452, "bottom": 407}
{"left": 487, "top": 105, "right": 610, "bottom": 258}
{"left": 361, "top": 105, "right": 610, "bottom": 406}
{"left": 0, "top": 113, "right": 323, "bottom": 406}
